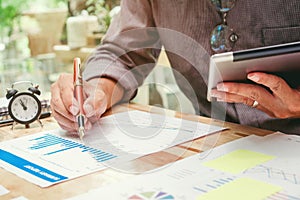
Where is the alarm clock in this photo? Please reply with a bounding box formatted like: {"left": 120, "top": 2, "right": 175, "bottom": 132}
{"left": 6, "top": 81, "right": 43, "bottom": 129}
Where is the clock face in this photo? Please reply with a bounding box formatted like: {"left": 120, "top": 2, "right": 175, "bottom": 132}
{"left": 8, "top": 92, "right": 42, "bottom": 124}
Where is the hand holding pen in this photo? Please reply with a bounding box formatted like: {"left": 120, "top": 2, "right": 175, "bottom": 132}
{"left": 73, "top": 57, "right": 85, "bottom": 140}
{"left": 50, "top": 58, "right": 122, "bottom": 133}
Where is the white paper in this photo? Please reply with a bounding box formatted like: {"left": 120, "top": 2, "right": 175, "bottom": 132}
{"left": 0, "top": 185, "right": 9, "bottom": 196}
{"left": 0, "top": 130, "right": 109, "bottom": 187}
{"left": 0, "top": 110, "right": 224, "bottom": 187}
{"left": 11, "top": 196, "right": 29, "bottom": 200}
{"left": 84, "top": 110, "right": 224, "bottom": 156}
{"left": 68, "top": 132, "right": 300, "bottom": 200}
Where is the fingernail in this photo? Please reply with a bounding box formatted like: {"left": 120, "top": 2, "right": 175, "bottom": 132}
{"left": 210, "top": 91, "right": 221, "bottom": 98}
{"left": 217, "top": 84, "right": 228, "bottom": 92}
{"left": 84, "top": 104, "right": 95, "bottom": 117}
{"left": 248, "top": 74, "right": 259, "bottom": 82}
{"left": 86, "top": 121, "right": 92, "bottom": 130}
{"left": 69, "top": 105, "right": 79, "bottom": 115}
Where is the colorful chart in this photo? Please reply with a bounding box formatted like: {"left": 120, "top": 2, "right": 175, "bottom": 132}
{"left": 128, "top": 191, "right": 175, "bottom": 200}
{"left": 193, "top": 176, "right": 235, "bottom": 194}
{"left": 30, "top": 133, "right": 117, "bottom": 162}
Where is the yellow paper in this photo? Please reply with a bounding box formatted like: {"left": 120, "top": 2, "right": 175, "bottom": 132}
{"left": 196, "top": 177, "right": 282, "bottom": 200}
{"left": 203, "top": 149, "right": 275, "bottom": 174}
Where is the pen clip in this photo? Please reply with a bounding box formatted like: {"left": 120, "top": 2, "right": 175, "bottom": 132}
{"left": 73, "top": 57, "right": 82, "bottom": 86}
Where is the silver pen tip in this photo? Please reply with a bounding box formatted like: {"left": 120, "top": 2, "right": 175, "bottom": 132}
{"left": 78, "top": 127, "right": 85, "bottom": 140}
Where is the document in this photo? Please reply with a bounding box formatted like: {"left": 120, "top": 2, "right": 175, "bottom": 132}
{"left": 84, "top": 110, "right": 224, "bottom": 158}
{"left": 68, "top": 132, "right": 300, "bottom": 200}
{"left": 0, "top": 110, "right": 224, "bottom": 187}
{"left": 0, "top": 185, "right": 9, "bottom": 196}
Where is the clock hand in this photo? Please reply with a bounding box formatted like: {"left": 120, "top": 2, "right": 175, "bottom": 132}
{"left": 19, "top": 99, "right": 28, "bottom": 110}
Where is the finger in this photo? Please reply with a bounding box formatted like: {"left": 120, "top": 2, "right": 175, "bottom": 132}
{"left": 51, "top": 74, "right": 79, "bottom": 121}
{"left": 210, "top": 89, "right": 275, "bottom": 116}
{"left": 247, "top": 72, "right": 293, "bottom": 100}
{"left": 211, "top": 89, "right": 263, "bottom": 109}
{"left": 59, "top": 123, "right": 77, "bottom": 133}
{"left": 51, "top": 108, "right": 77, "bottom": 131}
{"left": 57, "top": 74, "right": 80, "bottom": 115}
{"left": 215, "top": 82, "right": 287, "bottom": 115}
{"left": 83, "top": 82, "right": 107, "bottom": 120}
{"left": 51, "top": 85, "right": 78, "bottom": 122}
{"left": 216, "top": 82, "right": 275, "bottom": 105}
{"left": 211, "top": 89, "right": 254, "bottom": 106}
{"left": 84, "top": 120, "right": 93, "bottom": 130}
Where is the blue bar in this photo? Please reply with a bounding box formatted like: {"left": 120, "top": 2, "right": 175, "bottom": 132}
{"left": 95, "top": 154, "right": 115, "bottom": 162}
{"left": 63, "top": 142, "right": 81, "bottom": 149}
{"left": 87, "top": 148, "right": 100, "bottom": 154}
{"left": 44, "top": 143, "right": 81, "bottom": 155}
{"left": 42, "top": 135, "right": 63, "bottom": 142}
{"left": 214, "top": 180, "right": 225, "bottom": 185}
{"left": 219, "top": 178, "right": 229, "bottom": 183}
{"left": 193, "top": 186, "right": 207, "bottom": 193}
{"left": 31, "top": 135, "right": 64, "bottom": 147}
{"left": 0, "top": 149, "right": 67, "bottom": 182}
{"left": 30, "top": 139, "right": 64, "bottom": 149}
{"left": 98, "top": 154, "right": 114, "bottom": 160}
{"left": 89, "top": 148, "right": 103, "bottom": 154}
{"left": 30, "top": 135, "right": 47, "bottom": 141}
{"left": 95, "top": 153, "right": 110, "bottom": 160}
{"left": 61, "top": 139, "right": 75, "bottom": 146}
{"left": 206, "top": 184, "right": 217, "bottom": 189}
{"left": 99, "top": 155, "right": 117, "bottom": 162}
{"left": 95, "top": 152, "right": 108, "bottom": 157}
{"left": 82, "top": 147, "right": 93, "bottom": 152}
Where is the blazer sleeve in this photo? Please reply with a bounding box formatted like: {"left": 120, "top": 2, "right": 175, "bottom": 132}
{"left": 83, "top": 0, "right": 162, "bottom": 102}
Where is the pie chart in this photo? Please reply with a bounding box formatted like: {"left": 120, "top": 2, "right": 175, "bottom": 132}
{"left": 128, "top": 191, "right": 175, "bottom": 200}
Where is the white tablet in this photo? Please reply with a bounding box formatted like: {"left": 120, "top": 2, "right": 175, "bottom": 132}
{"left": 207, "top": 41, "right": 300, "bottom": 101}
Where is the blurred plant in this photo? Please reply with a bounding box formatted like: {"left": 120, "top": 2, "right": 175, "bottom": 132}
{"left": 67, "top": 0, "right": 120, "bottom": 32}
{"left": 0, "top": 0, "right": 28, "bottom": 37}
{"left": 28, "top": 0, "right": 67, "bottom": 10}
{"left": 85, "top": 0, "right": 111, "bottom": 32}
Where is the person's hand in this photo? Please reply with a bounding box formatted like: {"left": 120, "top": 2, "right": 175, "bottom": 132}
{"left": 50, "top": 74, "right": 108, "bottom": 132}
{"left": 210, "top": 72, "right": 300, "bottom": 118}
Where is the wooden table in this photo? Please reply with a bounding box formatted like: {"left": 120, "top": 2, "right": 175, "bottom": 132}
{"left": 0, "top": 103, "right": 273, "bottom": 200}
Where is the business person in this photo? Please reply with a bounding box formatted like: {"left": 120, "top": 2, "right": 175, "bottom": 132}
{"left": 51, "top": 0, "right": 300, "bottom": 134}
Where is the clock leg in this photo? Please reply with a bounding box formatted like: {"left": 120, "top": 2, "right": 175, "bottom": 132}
{"left": 11, "top": 122, "right": 17, "bottom": 130}
{"left": 37, "top": 119, "right": 43, "bottom": 128}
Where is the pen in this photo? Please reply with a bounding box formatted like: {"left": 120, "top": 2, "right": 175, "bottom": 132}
{"left": 73, "top": 57, "right": 85, "bottom": 140}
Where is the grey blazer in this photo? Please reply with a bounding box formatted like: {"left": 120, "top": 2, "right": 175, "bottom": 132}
{"left": 84, "top": 0, "right": 300, "bottom": 134}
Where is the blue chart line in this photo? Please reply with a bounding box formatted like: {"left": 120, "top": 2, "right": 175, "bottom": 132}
{"left": 268, "top": 192, "right": 300, "bottom": 200}
{"left": 244, "top": 165, "right": 299, "bottom": 185}
{"left": 29, "top": 133, "right": 117, "bottom": 163}
{"left": 193, "top": 177, "right": 234, "bottom": 193}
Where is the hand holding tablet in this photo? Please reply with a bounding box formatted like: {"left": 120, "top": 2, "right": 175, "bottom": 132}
{"left": 207, "top": 41, "right": 300, "bottom": 101}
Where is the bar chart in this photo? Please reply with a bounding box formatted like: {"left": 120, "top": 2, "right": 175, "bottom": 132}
{"left": 29, "top": 133, "right": 117, "bottom": 162}
{"left": 0, "top": 131, "right": 120, "bottom": 187}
